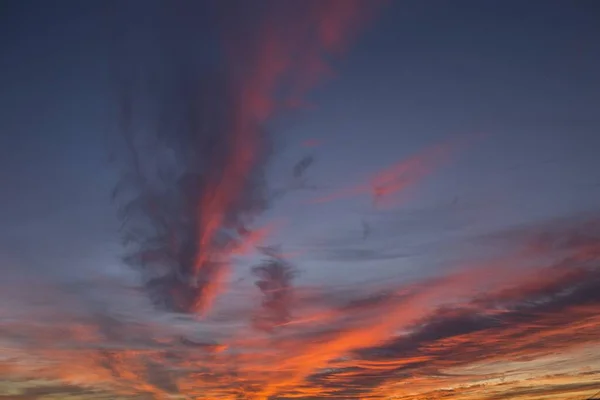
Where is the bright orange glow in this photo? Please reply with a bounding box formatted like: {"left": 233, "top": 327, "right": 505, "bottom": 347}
{"left": 2, "top": 225, "right": 599, "bottom": 398}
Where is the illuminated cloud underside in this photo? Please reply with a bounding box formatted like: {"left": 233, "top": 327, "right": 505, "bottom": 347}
{"left": 1, "top": 214, "right": 600, "bottom": 399}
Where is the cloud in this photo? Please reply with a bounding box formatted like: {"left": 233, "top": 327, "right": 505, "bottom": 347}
{"left": 310, "top": 133, "right": 478, "bottom": 208}
{"left": 294, "top": 217, "right": 600, "bottom": 398}
{"left": 1, "top": 211, "right": 598, "bottom": 395}
{"left": 111, "top": 0, "right": 383, "bottom": 316}
{"left": 3, "top": 212, "right": 600, "bottom": 399}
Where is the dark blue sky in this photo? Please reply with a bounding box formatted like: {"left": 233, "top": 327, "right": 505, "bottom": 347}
{"left": 2, "top": 0, "right": 600, "bottom": 286}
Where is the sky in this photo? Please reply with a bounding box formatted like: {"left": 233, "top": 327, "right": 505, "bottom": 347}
{"left": 1, "top": 0, "right": 600, "bottom": 399}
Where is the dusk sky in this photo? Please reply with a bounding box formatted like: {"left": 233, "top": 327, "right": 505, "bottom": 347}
{"left": 1, "top": 1, "right": 600, "bottom": 399}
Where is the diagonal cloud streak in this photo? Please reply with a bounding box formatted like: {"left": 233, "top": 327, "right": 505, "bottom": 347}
{"left": 112, "top": 0, "right": 383, "bottom": 315}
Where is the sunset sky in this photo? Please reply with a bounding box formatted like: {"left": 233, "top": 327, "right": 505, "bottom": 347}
{"left": 1, "top": 1, "right": 600, "bottom": 399}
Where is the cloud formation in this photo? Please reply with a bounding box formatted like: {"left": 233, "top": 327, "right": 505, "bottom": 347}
{"left": 111, "top": 0, "right": 383, "bottom": 315}
{"left": 1, "top": 213, "right": 599, "bottom": 399}
{"left": 3, "top": 2, "right": 600, "bottom": 400}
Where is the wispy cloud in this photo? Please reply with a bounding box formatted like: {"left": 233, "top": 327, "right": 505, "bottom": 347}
{"left": 111, "top": 0, "right": 384, "bottom": 317}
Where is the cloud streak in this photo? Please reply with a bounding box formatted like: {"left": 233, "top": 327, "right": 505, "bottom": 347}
{"left": 311, "top": 134, "right": 475, "bottom": 208}
{"left": 111, "top": 0, "right": 382, "bottom": 316}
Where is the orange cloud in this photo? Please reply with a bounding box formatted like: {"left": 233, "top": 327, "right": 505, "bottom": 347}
{"left": 311, "top": 135, "right": 474, "bottom": 208}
